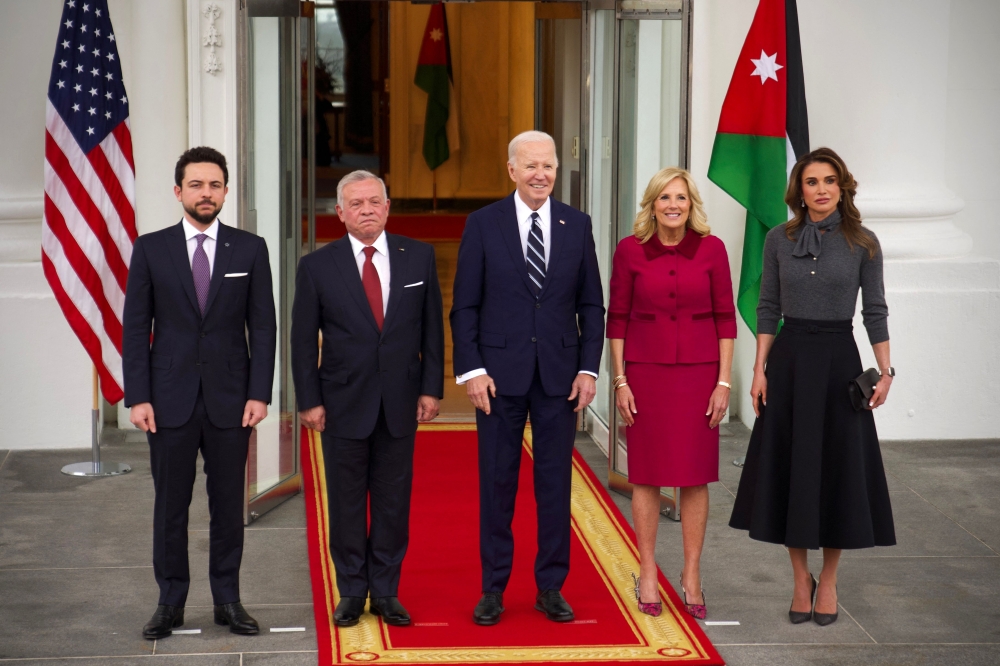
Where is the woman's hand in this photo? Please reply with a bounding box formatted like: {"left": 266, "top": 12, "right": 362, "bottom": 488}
{"left": 615, "top": 384, "right": 637, "bottom": 426}
{"left": 867, "top": 374, "right": 892, "bottom": 409}
{"left": 750, "top": 367, "right": 768, "bottom": 417}
{"left": 706, "top": 385, "right": 730, "bottom": 429}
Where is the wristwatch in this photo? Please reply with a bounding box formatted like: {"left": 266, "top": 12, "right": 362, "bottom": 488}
{"left": 880, "top": 367, "right": 895, "bottom": 377}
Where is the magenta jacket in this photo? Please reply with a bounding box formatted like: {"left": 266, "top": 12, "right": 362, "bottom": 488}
{"left": 606, "top": 231, "right": 737, "bottom": 364}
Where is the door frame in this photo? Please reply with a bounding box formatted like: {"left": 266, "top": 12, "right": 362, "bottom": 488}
{"left": 237, "top": 0, "right": 309, "bottom": 524}
{"left": 600, "top": 0, "right": 692, "bottom": 520}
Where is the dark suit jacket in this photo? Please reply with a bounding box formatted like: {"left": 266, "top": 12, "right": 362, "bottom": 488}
{"left": 291, "top": 233, "right": 445, "bottom": 440}
{"left": 606, "top": 232, "right": 737, "bottom": 364}
{"left": 450, "top": 194, "right": 605, "bottom": 397}
{"left": 122, "top": 221, "right": 277, "bottom": 429}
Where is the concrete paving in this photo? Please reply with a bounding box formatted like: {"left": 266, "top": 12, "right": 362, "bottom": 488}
{"left": 0, "top": 425, "right": 997, "bottom": 664}
{"left": 575, "top": 425, "right": 1000, "bottom": 666}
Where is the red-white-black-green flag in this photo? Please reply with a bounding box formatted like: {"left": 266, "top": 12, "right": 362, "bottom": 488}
{"left": 708, "top": 0, "right": 808, "bottom": 334}
{"left": 414, "top": 3, "right": 458, "bottom": 171}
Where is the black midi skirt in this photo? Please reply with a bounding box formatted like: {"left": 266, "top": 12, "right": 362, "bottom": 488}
{"left": 729, "top": 317, "right": 896, "bottom": 550}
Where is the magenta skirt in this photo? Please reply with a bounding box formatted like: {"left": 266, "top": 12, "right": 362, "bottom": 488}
{"left": 624, "top": 361, "right": 720, "bottom": 487}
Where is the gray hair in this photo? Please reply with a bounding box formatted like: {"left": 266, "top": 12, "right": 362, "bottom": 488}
{"left": 336, "top": 170, "right": 388, "bottom": 208}
{"left": 507, "top": 131, "right": 559, "bottom": 168}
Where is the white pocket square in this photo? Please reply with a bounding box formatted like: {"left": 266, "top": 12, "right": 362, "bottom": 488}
{"left": 403, "top": 281, "right": 424, "bottom": 288}
{"left": 224, "top": 272, "right": 248, "bottom": 278}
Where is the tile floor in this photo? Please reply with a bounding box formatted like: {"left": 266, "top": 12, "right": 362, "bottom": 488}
{"left": 0, "top": 424, "right": 997, "bottom": 665}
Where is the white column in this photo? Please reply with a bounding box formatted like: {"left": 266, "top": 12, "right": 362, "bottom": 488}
{"left": 186, "top": 0, "right": 240, "bottom": 210}
{"left": 800, "top": 0, "right": 972, "bottom": 260}
{"left": 127, "top": 0, "right": 189, "bottom": 236}
{"left": 798, "top": 0, "right": 1000, "bottom": 439}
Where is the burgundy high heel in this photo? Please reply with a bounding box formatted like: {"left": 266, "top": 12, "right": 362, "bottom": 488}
{"left": 679, "top": 573, "right": 706, "bottom": 620}
{"left": 631, "top": 573, "right": 662, "bottom": 617}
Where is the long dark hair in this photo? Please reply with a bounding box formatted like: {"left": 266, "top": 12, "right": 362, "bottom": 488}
{"left": 784, "top": 147, "right": 878, "bottom": 259}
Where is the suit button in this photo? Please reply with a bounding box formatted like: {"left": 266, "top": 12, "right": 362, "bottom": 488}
{"left": 196, "top": 361, "right": 201, "bottom": 366}
{"left": 531, "top": 337, "right": 537, "bottom": 342}
{"left": 200, "top": 333, "right": 206, "bottom": 338}
{"left": 535, "top": 303, "right": 541, "bottom": 309}
{"left": 669, "top": 270, "right": 676, "bottom": 276}
{"left": 670, "top": 315, "right": 676, "bottom": 322}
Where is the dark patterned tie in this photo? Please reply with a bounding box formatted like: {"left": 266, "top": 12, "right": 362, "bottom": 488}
{"left": 192, "top": 233, "right": 211, "bottom": 315}
{"left": 526, "top": 212, "right": 546, "bottom": 296}
{"left": 361, "top": 246, "right": 384, "bottom": 331}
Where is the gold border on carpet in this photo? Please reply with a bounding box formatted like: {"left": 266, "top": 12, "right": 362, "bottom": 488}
{"left": 307, "top": 429, "right": 714, "bottom": 663}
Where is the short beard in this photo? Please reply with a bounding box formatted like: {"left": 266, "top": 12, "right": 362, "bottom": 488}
{"left": 184, "top": 202, "right": 221, "bottom": 225}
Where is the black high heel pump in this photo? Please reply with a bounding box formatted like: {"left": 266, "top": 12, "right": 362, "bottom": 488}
{"left": 788, "top": 574, "right": 816, "bottom": 624}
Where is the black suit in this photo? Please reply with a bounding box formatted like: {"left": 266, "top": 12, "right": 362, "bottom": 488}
{"left": 291, "top": 232, "right": 444, "bottom": 597}
{"left": 450, "top": 195, "right": 605, "bottom": 593}
{"left": 123, "top": 221, "right": 276, "bottom": 607}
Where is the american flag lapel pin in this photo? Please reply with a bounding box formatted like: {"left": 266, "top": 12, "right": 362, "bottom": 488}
{"left": 559, "top": 220, "right": 566, "bottom": 225}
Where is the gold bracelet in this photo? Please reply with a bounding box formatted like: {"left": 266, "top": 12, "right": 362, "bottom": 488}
{"left": 717, "top": 381, "right": 731, "bottom": 389}
{"left": 612, "top": 374, "right": 626, "bottom": 384}
{"left": 614, "top": 382, "right": 628, "bottom": 391}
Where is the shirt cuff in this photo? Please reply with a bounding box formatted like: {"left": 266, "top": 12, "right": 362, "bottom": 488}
{"left": 578, "top": 371, "right": 598, "bottom": 379}
{"left": 455, "top": 368, "right": 487, "bottom": 385}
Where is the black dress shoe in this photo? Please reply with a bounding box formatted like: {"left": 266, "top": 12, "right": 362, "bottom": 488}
{"left": 214, "top": 601, "right": 260, "bottom": 635}
{"left": 370, "top": 596, "right": 411, "bottom": 626}
{"left": 334, "top": 597, "right": 367, "bottom": 627}
{"left": 473, "top": 592, "right": 505, "bottom": 626}
{"left": 534, "top": 589, "right": 574, "bottom": 622}
{"left": 142, "top": 605, "right": 184, "bottom": 640}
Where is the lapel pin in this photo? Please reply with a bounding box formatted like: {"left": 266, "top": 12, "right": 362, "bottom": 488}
{"left": 225, "top": 242, "right": 230, "bottom": 247}
{"left": 559, "top": 220, "right": 566, "bottom": 225}
{"left": 399, "top": 247, "right": 405, "bottom": 251}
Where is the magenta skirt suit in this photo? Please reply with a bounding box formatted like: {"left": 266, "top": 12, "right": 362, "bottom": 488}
{"left": 606, "top": 231, "right": 737, "bottom": 487}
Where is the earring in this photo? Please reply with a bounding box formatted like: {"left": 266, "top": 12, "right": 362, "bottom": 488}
{"left": 800, "top": 199, "right": 806, "bottom": 208}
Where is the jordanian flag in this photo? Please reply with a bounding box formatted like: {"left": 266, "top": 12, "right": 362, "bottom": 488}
{"left": 414, "top": 3, "right": 457, "bottom": 171}
{"left": 708, "top": 0, "right": 808, "bottom": 334}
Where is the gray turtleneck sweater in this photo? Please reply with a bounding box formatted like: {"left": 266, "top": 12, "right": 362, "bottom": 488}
{"left": 756, "top": 213, "right": 889, "bottom": 344}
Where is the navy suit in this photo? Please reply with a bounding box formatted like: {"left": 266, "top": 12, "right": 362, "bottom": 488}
{"left": 291, "top": 232, "right": 444, "bottom": 597}
{"left": 451, "top": 194, "right": 604, "bottom": 592}
{"left": 122, "top": 221, "right": 276, "bottom": 607}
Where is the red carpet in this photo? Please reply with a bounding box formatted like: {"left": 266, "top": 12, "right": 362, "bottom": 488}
{"left": 302, "top": 424, "right": 724, "bottom": 665}
{"left": 308, "top": 214, "right": 467, "bottom": 243}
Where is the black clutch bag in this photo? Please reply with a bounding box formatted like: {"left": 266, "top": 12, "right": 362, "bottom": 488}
{"left": 848, "top": 368, "right": 882, "bottom": 411}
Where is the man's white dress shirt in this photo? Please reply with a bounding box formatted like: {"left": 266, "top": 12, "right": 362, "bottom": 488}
{"left": 182, "top": 217, "right": 219, "bottom": 276}
{"left": 348, "top": 231, "right": 391, "bottom": 316}
{"left": 456, "top": 194, "right": 597, "bottom": 384}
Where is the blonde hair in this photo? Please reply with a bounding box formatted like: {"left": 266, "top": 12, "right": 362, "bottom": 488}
{"left": 633, "top": 168, "right": 710, "bottom": 243}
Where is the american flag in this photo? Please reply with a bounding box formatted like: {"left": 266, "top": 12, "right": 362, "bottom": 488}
{"left": 44, "top": 0, "right": 135, "bottom": 404}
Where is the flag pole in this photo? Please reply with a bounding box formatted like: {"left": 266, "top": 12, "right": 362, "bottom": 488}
{"left": 61, "top": 364, "right": 131, "bottom": 477}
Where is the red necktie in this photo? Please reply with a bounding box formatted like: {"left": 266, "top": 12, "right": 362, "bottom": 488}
{"left": 361, "top": 246, "right": 384, "bottom": 331}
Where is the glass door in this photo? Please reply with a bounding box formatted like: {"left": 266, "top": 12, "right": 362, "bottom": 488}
{"left": 238, "top": 0, "right": 311, "bottom": 522}
{"left": 607, "top": 0, "right": 690, "bottom": 519}
{"left": 585, "top": 3, "right": 616, "bottom": 448}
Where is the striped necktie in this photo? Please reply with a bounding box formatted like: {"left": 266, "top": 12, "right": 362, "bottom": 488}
{"left": 526, "top": 212, "right": 546, "bottom": 296}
